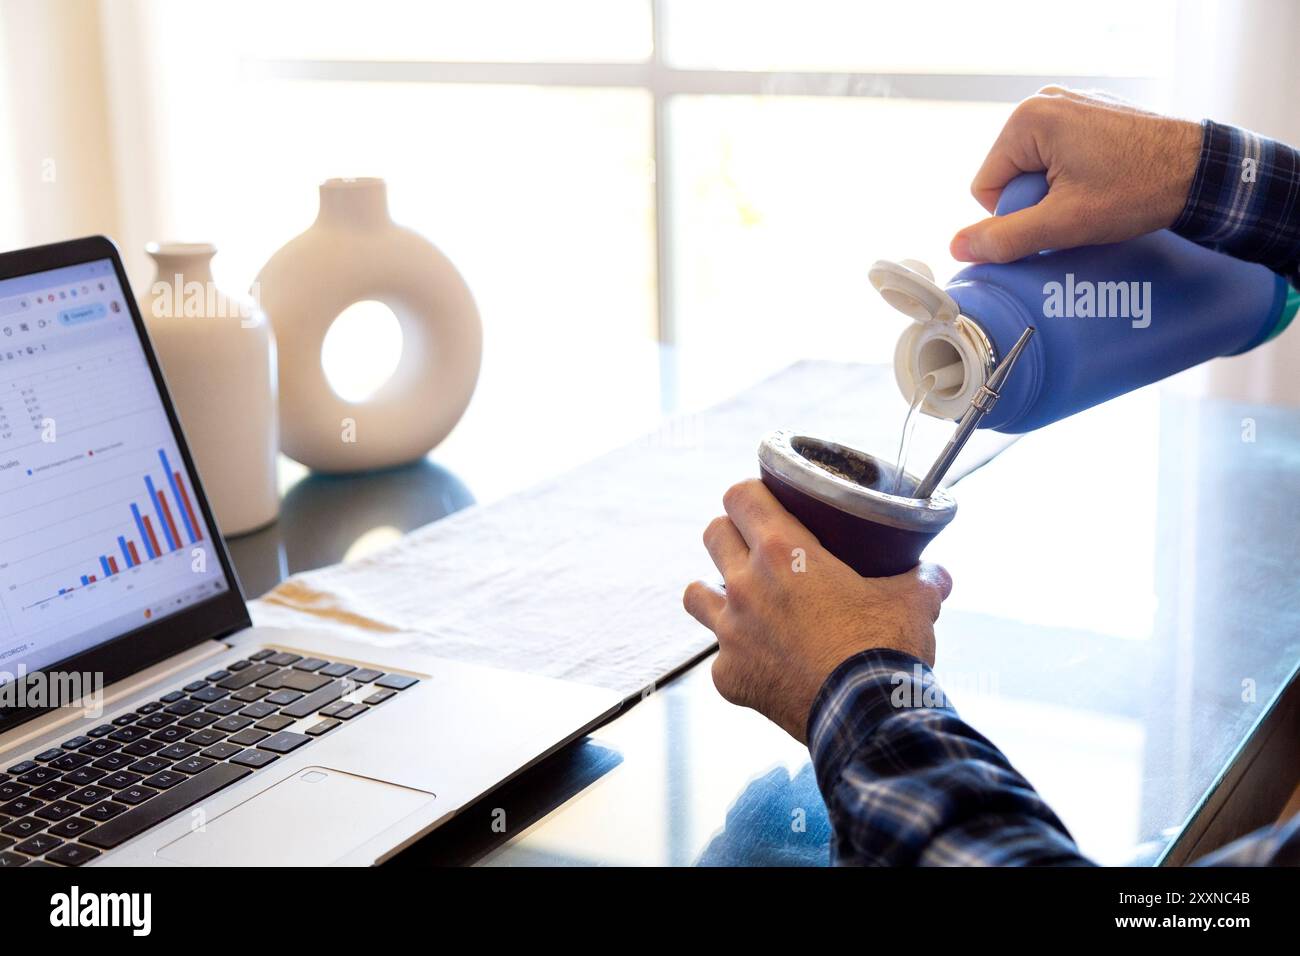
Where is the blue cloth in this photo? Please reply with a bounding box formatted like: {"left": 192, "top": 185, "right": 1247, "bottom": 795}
{"left": 807, "top": 649, "right": 1299, "bottom": 866}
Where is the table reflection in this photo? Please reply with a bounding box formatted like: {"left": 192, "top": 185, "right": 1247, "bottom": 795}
{"left": 224, "top": 457, "right": 475, "bottom": 598}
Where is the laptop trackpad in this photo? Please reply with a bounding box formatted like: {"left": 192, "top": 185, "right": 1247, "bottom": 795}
{"left": 157, "top": 768, "right": 435, "bottom": 866}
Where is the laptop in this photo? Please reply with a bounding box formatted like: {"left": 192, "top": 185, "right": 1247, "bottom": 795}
{"left": 0, "top": 236, "right": 621, "bottom": 866}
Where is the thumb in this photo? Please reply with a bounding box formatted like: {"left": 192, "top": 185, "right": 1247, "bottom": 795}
{"left": 950, "top": 195, "right": 1079, "bottom": 263}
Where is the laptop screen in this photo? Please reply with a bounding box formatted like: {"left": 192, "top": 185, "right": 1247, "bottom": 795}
{"left": 0, "top": 257, "right": 232, "bottom": 679}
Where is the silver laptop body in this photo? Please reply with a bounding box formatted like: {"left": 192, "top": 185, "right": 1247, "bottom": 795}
{"left": 0, "top": 238, "right": 619, "bottom": 867}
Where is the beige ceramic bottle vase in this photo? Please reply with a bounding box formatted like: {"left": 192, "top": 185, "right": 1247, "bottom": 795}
{"left": 140, "top": 242, "right": 280, "bottom": 536}
{"left": 254, "top": 178, "right": 482, "bottom": 473}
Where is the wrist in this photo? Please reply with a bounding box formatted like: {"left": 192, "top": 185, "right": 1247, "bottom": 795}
{"left": 1161, "top": 117, "right": 1207, "bottom": 228}
{"left": 804, "top": 647, "right": 932, "bottom": 752}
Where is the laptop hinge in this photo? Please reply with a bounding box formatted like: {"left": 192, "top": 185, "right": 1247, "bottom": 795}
{"left": 0, "top": 640, "right": 231, "bottom": 759}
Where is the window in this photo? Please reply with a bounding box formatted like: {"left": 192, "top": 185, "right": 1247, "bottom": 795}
{"left": 114, "top": 0, "right": 1176, "bottom": 492}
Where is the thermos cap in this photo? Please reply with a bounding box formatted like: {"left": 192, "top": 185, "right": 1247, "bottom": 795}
{"left": 872, "top": 257, "right": 997, "bottom": 422}
{"left": 869, "top": 258, "right": 959, "bottom": 326}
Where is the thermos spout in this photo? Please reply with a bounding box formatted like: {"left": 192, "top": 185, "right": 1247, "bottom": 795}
{"left": 913, "top": 326, "right": 1035, "bottom": 499}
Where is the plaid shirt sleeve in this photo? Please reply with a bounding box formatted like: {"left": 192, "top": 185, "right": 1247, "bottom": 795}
{"left": 808, "top": 648, "right": 1300, "bottom": 866}
{"left": 1173, "top": 119, "right": 1300, "bottom": 285}
{"left": 806, "top": 648, "right": 1090, "bottom": 866}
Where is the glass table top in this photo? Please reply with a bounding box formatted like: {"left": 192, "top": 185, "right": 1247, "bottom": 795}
{"left": 225, "top": 374, "right": 1300, "bottom": 866}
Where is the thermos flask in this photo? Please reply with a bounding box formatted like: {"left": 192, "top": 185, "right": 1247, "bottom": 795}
{"left": 876, "top": 171, "right": 1300, "bottom": 432}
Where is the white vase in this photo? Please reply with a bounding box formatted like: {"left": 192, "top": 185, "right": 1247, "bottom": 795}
{"left": 254, "top": 177, "right": 482, "bottom": 473}
{"left": 141, "top": 242, "right": 280, "bottom": 536}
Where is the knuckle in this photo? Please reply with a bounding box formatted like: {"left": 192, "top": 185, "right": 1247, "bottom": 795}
{"left": 722, "top": 477, "right": 762, "bottom": 512}
{"left": 930, "top": 564, "right": 954, "bottom": 600}
{"left": 681, "top": 581, "right": 702, "bottom": 612}
{"left": 711, "top": 653, "right": 748, "bottom": 706}
{"left": 1016, "top": 92, "right": 1062, "bottom": 128}
{"left": 1009, "top": 96, "right": 1040, "bottom": 126}
{"left": 721, "top": 480, "right": 750, "bottom": 511}
{"left": 755, "top": 532, "right": 788, "bottom": 562}
{"left": 702, "top": 515, "right": 729, "bottom": 548}
{"left": 724, "top": 570, "right": 750, "bottom": 608}
{"left": 682, "top": 582, "right": 711, "bottom": 624}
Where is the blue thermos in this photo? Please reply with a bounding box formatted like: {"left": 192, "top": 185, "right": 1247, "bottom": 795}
{"left": 871, "top": 172, "right": 1300, "bottom": 432}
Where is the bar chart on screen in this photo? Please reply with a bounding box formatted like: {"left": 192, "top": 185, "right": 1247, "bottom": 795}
{"left": 21, "top": 447, "right": 205, "bottom": 608}
{"left": 0, "top": 438, "right": 213, "bottom": 635}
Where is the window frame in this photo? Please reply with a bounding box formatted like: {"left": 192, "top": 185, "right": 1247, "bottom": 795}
{"left": 240, "top": 0, "right": 1158, "bottom": 406}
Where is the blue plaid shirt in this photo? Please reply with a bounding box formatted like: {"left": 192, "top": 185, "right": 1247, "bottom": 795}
{"left": 805, "top": 120, "right": 1300, "bottom": 867}
{"left": 1173, "top": 119, "right": 1300, "bottom": 285}
{"left": 809, "top": 648, "right": 1300, "bottom": 866}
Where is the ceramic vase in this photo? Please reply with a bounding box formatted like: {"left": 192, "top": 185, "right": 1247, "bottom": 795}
{"left": 254, "top": 177, "right": 482, "bottom": 473}
{"left": 140, "top": 242, "right": 280, "bottom": 536}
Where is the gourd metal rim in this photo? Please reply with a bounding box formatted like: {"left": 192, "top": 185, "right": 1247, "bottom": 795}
{"left": 758, "top": 429, "right": 957, "bottom": 533}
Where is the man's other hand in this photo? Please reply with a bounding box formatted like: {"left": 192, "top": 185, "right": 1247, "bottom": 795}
{"left": 950, "top": 86, "right": 1202, "bottom": 264}
{"left": 682, "top": 478, "right": 952, "bottom": 743}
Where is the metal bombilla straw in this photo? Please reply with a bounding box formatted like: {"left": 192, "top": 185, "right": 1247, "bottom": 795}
{"left": 912, "top": 326, "right": 1036, "bottom": 500}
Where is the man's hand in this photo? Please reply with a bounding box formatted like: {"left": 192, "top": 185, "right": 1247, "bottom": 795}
{"left": 682, "top": 478, "right": 952, "bottom": 743}
{"left": 950, "top": 86, "right": 1203, "bottom": 264}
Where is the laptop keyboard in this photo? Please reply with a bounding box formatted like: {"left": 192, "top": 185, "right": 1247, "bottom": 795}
{"left": 0, "top": 650, "right": 419, "bottom": 867}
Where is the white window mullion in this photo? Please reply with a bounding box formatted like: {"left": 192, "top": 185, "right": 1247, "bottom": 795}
{"left": 243, "top": 57, "right": 1155, "bottom": 105}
